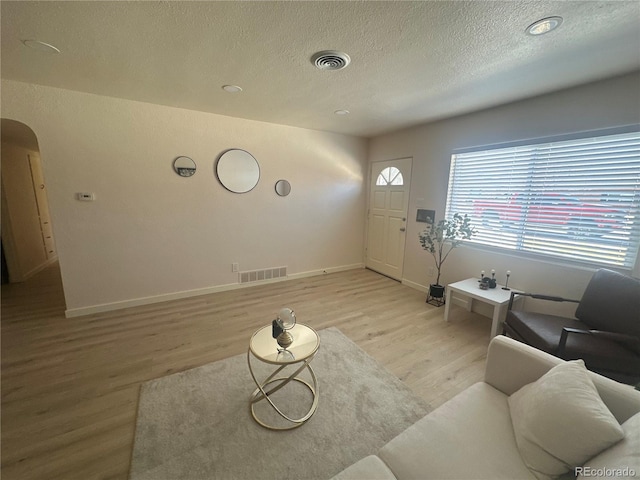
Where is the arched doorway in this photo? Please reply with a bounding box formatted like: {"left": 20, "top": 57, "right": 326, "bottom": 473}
{"left": 1, "top": 119, "right": 58, "bottom": 283}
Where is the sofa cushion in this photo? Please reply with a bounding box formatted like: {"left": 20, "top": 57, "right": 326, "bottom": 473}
{"left": 378, "top": 382, "right": 535, "bottom": 480}
{"left": 508, "top": 360, "right": 624, "bottom": 480}
{"left": 485, "top": 336, "right": 640, "bottom": 424}
{"left": 577, "top": 412, "right": 640, "bottom": 480}
{"left": 330, "top": 455, "right": 397, "bottom": 480}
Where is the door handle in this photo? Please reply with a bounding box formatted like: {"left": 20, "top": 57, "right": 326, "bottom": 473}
{"left": 400, "top": 227, "right": 406, "bottom": 232}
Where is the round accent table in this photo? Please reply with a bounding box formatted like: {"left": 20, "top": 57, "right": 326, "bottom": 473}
{"left": 247, "top": 323, "right": 320, "bottom": 430}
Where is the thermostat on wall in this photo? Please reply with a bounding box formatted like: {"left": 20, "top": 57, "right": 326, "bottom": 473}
{"left": 76, "top": 192, "right": 95, "bottom": 201}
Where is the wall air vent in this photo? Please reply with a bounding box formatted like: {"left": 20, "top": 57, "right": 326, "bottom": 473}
{"left": 311, "top": 50, "right": 351, "bottom": 71}
{"left": 239, "top": 266, "right": 288, "bottom": 284}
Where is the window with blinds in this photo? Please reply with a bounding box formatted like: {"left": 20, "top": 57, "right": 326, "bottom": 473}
{"left": 445, "top": 130, "right": 640, "bottom": 269}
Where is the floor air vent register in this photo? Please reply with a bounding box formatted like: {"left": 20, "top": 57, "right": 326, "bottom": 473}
{"left": 239, "top": 266, "right": 288, "bottom": 284}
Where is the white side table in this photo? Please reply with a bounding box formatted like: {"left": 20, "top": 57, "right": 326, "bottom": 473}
{"left": 247, "top": 323, "right": 320, "bottom": 430}
{"left": 444, "top": 278, "right": 523, "bottom": 337}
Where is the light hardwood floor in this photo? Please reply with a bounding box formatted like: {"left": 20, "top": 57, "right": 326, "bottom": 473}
{"left": 1, "top": 264, "right": 495, "bottom": 480}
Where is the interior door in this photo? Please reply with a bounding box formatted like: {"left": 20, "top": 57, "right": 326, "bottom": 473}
{"left": 366, "top": 158, "right": 412, "bottom": 280}
{"left": 28, "top": 153, "right": 56, "bottom": 259}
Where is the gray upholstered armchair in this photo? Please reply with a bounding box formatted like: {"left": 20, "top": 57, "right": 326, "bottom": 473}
{"left": 503, "top": 268, "right": 640, "bottom": 385}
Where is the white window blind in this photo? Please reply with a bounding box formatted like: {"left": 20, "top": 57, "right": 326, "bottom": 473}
{"left": 445, "top": 130, "right": 640, "bottom": 269}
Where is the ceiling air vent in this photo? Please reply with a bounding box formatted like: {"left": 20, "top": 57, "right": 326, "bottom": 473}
{"left": 311, "top": 50, "right": 351, "bottom": 71}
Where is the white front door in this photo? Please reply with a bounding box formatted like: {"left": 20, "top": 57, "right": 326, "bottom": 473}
{"left": 366, "top": 158, "right": 412, "bottom": 280}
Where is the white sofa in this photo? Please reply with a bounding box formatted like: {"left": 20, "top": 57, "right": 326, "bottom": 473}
{"left": 332, "top": 336, "right": 640, "bottom": 480}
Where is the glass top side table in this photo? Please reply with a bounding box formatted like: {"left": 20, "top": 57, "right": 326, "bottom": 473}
{"left": 247, "top": 323, "right": 320, "bottom": 430}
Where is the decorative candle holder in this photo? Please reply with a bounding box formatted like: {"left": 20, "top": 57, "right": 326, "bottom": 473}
{"left": 502, "top": 271, "right": 511, "bottom": 291}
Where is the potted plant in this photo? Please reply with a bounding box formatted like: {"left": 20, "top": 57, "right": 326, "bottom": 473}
{"left": 419, "top": 213, "right": 476, "bottom": 306}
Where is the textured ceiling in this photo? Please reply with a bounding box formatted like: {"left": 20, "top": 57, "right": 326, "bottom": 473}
{"left": 2, "top": 1, "right": 639, "bottom": 138}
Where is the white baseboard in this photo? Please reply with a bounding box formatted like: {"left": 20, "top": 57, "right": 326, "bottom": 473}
{"left": 287, "top": 263, "right": 364, "bottom": 281}
{"left": 401, "top": 278, "right": 429, "bottom": 293}
{"left": 64, "top": 263, "right": 365, "bottom": 318}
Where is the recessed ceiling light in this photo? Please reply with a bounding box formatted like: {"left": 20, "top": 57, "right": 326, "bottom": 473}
{"left": 222, "top": 85, "right": 243, "bottom": 93}
{"left": 334, "top": 110, "right": 350, "bottom": 115}
{"left": 526, "top": 16, "right": 563, "bottom": 36}
{"left": 22, "top": 39, "right": 60, "bottom": 54}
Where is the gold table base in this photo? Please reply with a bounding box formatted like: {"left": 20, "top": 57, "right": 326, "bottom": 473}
{"left": 247, "top": 350, "right": 319, "bottom": 430}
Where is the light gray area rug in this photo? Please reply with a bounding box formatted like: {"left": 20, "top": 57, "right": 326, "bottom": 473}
{"left": 129, "top": 327, "right": 430, "bottom": 480}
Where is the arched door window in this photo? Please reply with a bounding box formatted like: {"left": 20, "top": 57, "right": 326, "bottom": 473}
{"left": 376, "top": 166, "right": 404, "bottom": 186}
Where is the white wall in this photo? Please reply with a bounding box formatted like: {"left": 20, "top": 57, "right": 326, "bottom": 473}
{"left": 1, "top": 80, "right": 368, "bottom": 316}
{"left": 369, "top": 71, "right": 640, "bottom": 315}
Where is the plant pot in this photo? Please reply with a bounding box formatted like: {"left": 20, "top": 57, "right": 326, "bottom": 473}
{"left": 429, "top": 284, "right": 445, "bottom": 297}
{"left": 426, "top": 284, "right": 446, "bottom": 307}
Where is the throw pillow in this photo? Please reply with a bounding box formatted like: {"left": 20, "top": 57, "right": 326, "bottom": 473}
{"left": 508, "top": 359, "right": 624, "bottom": 480}
{"left": 577, "top": 411, "right": 640, "bottom": 480}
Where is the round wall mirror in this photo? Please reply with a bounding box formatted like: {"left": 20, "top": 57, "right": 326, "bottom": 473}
{"left": 275, "top": 179, "right": 291, "bottom": 197}
{"left": 216, "top": 149, "right": 260, "bottom": 193}
{"left": 173, "top": 156, "right": 196, "bottom": 177}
